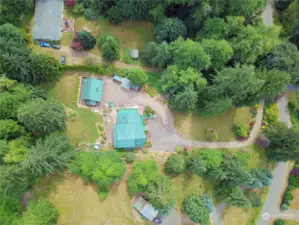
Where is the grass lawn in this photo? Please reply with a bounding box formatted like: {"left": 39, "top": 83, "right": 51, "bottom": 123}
{"left": 74, "top": 16, "right": 154, "bottom": 59}
{"left": 32, "top": 170, "right": 149, "bottom": 225}
{"left": 290, "top": 188, "right": 299, "bottom": 210}
{"left": 285, "top": 221, "right": 299, "bottom": 225}
{"left": 123, "top": 48, "right": 141, "bottom": 65}
{"left": 174, "top": 106, "right": 252, "bottom": 141}
{"left": 60, "top": 32, "right": 74, "bottom": 46}
{"left": 223, "top": 188, "right": 269, "bottom": 225}
{"left": 43, "top": 71, "right": 103, "bottom": 145}
{"left": 172, "top": 173, "right": 216, "bottom": 207}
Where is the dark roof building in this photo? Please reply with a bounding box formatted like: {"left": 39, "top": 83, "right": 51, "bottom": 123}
{"left": 32, "top": 0, "right": 64, "bottom": 41}
{"left": 81, "top": 77, "right": 104, "bottom": 106}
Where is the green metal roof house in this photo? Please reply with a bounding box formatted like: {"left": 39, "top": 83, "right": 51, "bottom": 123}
{"left": 81, "top": 78, "right": 104, "bottom": 106}
{"left": 114, "top": 109, "right": 146, "bottom": 149}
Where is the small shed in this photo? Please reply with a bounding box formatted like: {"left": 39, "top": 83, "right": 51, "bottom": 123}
{"left": 113, "top": 74, "right": 140, "bottom": 91}
{"left": 130, "top": 49, "right": 139, "bottom": 59}
{"left": 133, "top": 196, "right": 158, "bottom": 221}
{"left": 81, "top": 77, "right": 104, "bottom": 106}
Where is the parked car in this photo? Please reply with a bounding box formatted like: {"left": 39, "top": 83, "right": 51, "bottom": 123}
{"left": 51, "top": 44, "right": 60, "bottom": 49}
{"left": 40, "top": 42, "right": 50, "bottom": 48}
{"left": 61, "top": 56, "right": 66, "bottom": 65}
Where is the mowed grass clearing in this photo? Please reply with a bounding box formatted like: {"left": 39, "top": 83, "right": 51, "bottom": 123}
{"left": 32, "top": 170, "right": 149, "bottom": 225}
{"left": 44, "top": 71, "right": 103, "bottom": 145}
{"left": 74, "top": 16, "right": 154, "bottom": 59}
{"left": 223, "top": 188, "right": 269, "bottom": 225}
{"left": 290, "top": 188, "right": 299, "bottom": 210}
{"left": 174, "top": 107, "right": 252, "bottom": 141}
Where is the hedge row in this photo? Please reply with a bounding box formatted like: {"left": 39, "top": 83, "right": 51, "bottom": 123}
{"left": 281, "top": 163, "right": 299, "bottom": 210}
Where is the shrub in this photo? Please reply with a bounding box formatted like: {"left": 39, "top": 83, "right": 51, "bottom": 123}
{"left": 204, "top": 128, "right": 219, "bottom": 141}
{"left": 97, "top": 124, "right": 104, "bottom": 131}
{"left": 281, "top": 203, "right": 289, "bottom": 210}
{"left": 202, "top": 193, "right": 214, "bottom": 213}
{"left": 247, "top": 192, "right": 262, "bottom": 207}
{"left": 98, "top": 188, "right": 109, "bottom": 201}
{"left": 144, "top": 106, "right": 156, "bottom": 117}
{"left": 274, "top": 219, "right": 286, "bottom": 225}
{"left": 77, "top": 31, "right": 96, "bottom": 50}
{"left": 72, "top": 2, "right": 84, "bottom": 14}
{"left": 164, "top": 154, "right": 185, "bottom": 175}
{"left": 65, "top": 0, "right": 76, "bottom": 7}
{"left": 233, "top": 124, "right": 249, "bottom": 138}
{"left": 84, "top": 8, "right": 97, "bottom": 20}
{"left": 264, "top": 104, "right": 279, "bottom": 123}
{"left": 283, "top": 191, "right": 294, "bottom": 201}
{"left": 98, "top": 35, "right": 120, "bottom": 61}
{"left": 125, "top": 152, "right": 136, "bottom": 163}
{"left": 107, "top": 7, "right": 123, "bottom": 25}
{"left": 142, "top": 149, "right": 148, "bottom": 154}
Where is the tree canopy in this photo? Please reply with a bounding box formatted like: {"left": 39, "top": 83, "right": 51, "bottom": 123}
{"left": 17, "top": 99, "right": 66, "bottom": 136}
{"left": 154, "top": 18, "right": 187, "bottom": 43}
{"left": 77, "top": 30, "right": 96, "bottom": 50}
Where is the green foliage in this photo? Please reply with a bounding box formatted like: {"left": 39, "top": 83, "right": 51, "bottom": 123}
{"left": 70, "top": 151, "right": 126, "bottom": 187}
{"left": 199, "top": 150, "right": 223, "bottom": 169}
{"left": 107, "top": 7, "right": 123, "bottom": 25}
{"left": 4, "top": 136, "right": 30, "bottom": 163}
{"left": 200, "top": 97, "right": 233, "bottom": 117}
{"left": 170, "top": 38, "right": 211, "bottom": 71}
{"left": 226, "top": 187, "right": 252, "bottom": 208}
{"left": 17, "top": 99, "right": 66, "bottom": 136}
{"left": 201, "top": 39, "right": 233, "bottom": 69}
{"left": 264, "top": 122, "right": 299, "bottom": 161}
{"left": 127, "top": 159, "right": 159, "bottom": 194}
{"left": 208, "top": 65, "right": 264, "bottom": 106}
{"left": 232, "top": 24, "right": 281, "bottom": 63}
{"left": 172, "top": 87, "right": 198, "bottom": 111}
{"left": 98, "top": 35, "right": 120, "bottom": 61}
{"left": 185, "top": 153, "right": 207, "bottom": 176}
{"left": 228, "top": 0, "right": 265, "bottom": 18}
{"left": 98, "top": 187, "right": 109, "bottom": 201}
{"left": 144, "top": 106, "right": 156, "bottom": 117}
{"left": 125, "top": 152, "right": 136, "bottom": 163}
{"left": 161, "top": 65, "right": 207, "bottom": 104}
{"left": 84, "top": 8, "right": 97, "bottom": 20}
{"left": 123, "top": 67, "right": 148, "bottom": 85}
{"left": 260, "top": 42, "right": 299, "bottom": 83}
{"left": 204, "top": 128, "right": 219, "bottom": 141}
{"left": 0, "top": 23, "right": 27, "bottom": 44}
{"left": 72, "top": 2, "right": 85, "bottom": 14}
{"left": 264, "top": 103, "right": 279, "bottom": 124}
{"left": 274, "top": 220, "right": 286, "bottom": 225}
{"left": 142, "top": 42, "right": 170, "bottom": 68}
{"left": 233, "top": 124, "right": 249, "bottom": 138}
{"left": 23, "top": 199, "right": 58, "bottom": 225}
{"left": 146, "top": 174, "right": 175, "bottom": 214}
{"left": 78, "top": 30, "right": 96, "bottom": 50}
{"left": 28, "top": 53, "right": 62, "bottom": 84}
{"left": 247, "top": 192, "right": 262, "bottom": 207}
{"left": 0, "top": 120, "right": 24, "bottom": 139}
{"left": 21, "top": 133, "right": 74, "bottom": 176}
{"left": 258, "top": 70, "right": 291, "bottom": 99}
{"left": 154, "top": 18, "right": 187, "bottom": 43}
{"left": 182, "top": 193, "right": 210, "bottom": 225}
{"left": 164, "top": 154, "right": 185, "bottom": 175}
{"left": 0, "top": 140, "right": 9, "bottom": 163}
{"left": 248, "top": 168, "right": 272, "bottom": 188}
{"left": 197, "top": 18, "right": 230, "bottom": 40}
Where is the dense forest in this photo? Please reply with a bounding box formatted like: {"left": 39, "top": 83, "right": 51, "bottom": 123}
{"left": 1, "top": 0, "right": 299, "bottom": 224}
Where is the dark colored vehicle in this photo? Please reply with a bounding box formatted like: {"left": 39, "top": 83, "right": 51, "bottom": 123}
{"left": 51, "top": 44, "right": 60, "bottom": 49}
{"left": 61, "top": 56, "right": 66, "bottom": 65}
{"left": 40, "top": 42, "right": 50, "bottom": 48}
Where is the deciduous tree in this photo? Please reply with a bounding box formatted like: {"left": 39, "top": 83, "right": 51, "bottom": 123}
{"left": 0, "top": 120, "right": 24, "bottom": 139}
{"left": 77, "top": 30, "right": 96, "bottom": 50}
{"left": 164, "top": 154, "right": 185, "bottom": 175}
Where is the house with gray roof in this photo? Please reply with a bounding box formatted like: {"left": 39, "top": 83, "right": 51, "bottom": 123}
{"left": 32, "top": 0, "right": 64, "bottom": 41}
